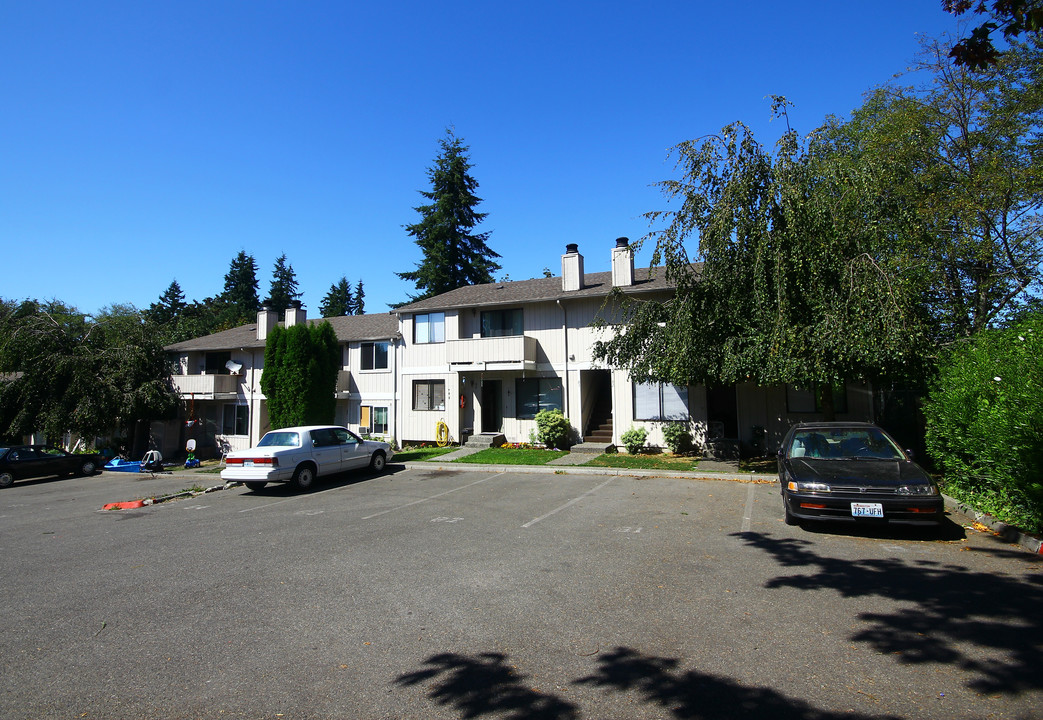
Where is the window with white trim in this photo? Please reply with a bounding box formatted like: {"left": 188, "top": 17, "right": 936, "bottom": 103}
{"left": 360, "top": 405, "right": 389, "bottom": 434}
{"left": 413, "top": 380, "right": 446, "bottom": 411}
{"left": 516, "top": 378, "right": 563, "bottom": 419}
{"left": 414, "top": 313, "right": 445, "bottom": 344}
{"left": 222, "top": 404, "right": 249, "bottom": 436}
{"left": 634, "top": 383, "right": 689, "bottom": 421}
{"left": 360, "top": 342, "right": 389, "bottom": 370}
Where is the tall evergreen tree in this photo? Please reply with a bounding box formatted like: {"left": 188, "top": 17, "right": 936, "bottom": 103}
{"left": 319, "top": 277, "right": 354, "bottom": 318}
{"left": 146, "top": 280, "right": 186, "bottom": 326}
{"left": 354, "top": 279, "right": 365, "bottom": 314}
{"left": 266, "top": 253, "right": 301, "bottom": 314}
{"left": 260, "top": 321, "right": 339, "bottom": 428}
{"left": 219, "top": 251, "right": 260, "bottom": 327}
{"left": 396, "top": 129, "right": 500, "bottom": 301}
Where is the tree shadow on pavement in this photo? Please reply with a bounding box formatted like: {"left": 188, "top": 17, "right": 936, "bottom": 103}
{"left": 395, "top": 648, "right": 903, "bottom": 720}
{"left": 395, "top": 651, "right": 580, "bottom": 720}
{"left": 733, "top": 531, "right": 1043, "bottom": 697}
{"left": 574, "top": 646, "right": 902, "bottom": 720}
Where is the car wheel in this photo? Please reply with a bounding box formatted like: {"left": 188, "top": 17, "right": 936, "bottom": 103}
{"left": 79, "top": 460, "right": 97, "bottom": 476}
{"left": 292, "top": 464, "right": 315, "bottom": 490}
{"left": 370, "top": 451, "right": 386, "bottom": 472}
{"left": 245, "top": 482, "right": 267, "bottom": 492}
{"left": 0, "top": 471, "right": 13, "bottom": 488}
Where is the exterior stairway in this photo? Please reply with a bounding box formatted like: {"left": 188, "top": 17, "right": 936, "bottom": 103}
{"left": 572, "top": 398, "right": 614, "bottom": 454}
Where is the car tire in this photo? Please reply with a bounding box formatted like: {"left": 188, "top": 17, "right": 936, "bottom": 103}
{"left": 292, "top": 464, "right": 315, "bottom": 491}
{"left": 370, "top": 451, "right": 386, "bottom": 472}
{"left": 245, "top": 482, "right": 267, "bottom": 492}
{"left": 79, "top": 460, "right": 97, "bottom": 476}
{"left": 0, "top": 471, "right": 13, "bottom": 488}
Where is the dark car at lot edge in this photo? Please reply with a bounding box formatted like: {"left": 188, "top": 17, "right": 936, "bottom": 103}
{"left": 777, "top": 422, "right": 944, "bottom": 527}
{"left": 0, "top": 445, "right": 102, "bottom": 488}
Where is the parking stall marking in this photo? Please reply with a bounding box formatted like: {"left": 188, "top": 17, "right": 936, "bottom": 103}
{"left": 740, "top": 484, "right": 757, "bottom": 532}
{"left": 360, "top": 472, "right": 504, "bottom": 520}
{"left": 521, "top": 476, "right": 618, "bottom": 528}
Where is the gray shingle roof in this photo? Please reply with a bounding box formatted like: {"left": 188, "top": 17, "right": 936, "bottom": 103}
{"left": 165, "top": 313, "right": 400, "bottom": 352}
{"left": 394, "top": 265, "right": 693, "bottom": 314}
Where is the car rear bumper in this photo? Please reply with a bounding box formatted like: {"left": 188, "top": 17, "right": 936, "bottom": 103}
{"left": 784, "top": 491, "right": 945, "bottom": 525}
{"left": 220, "top": 466, "right": 294, "bottom": 483}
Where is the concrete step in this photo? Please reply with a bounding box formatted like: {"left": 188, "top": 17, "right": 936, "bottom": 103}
{"left": 568, "top": 442, "right": 614, "bottom": 455}
{"left": 463, "top": 432, "right": 507, "bottom": 449}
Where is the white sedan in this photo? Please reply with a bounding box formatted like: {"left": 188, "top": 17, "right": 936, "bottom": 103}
{"left": 221, "top": 425, "right": 393, "bottom": 491}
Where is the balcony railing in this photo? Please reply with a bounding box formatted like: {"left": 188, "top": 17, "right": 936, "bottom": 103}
{"left": 447, "top": 335, "right": 537, "bottom": 368}
{"left": 171, "top": 374, "right": 240, "bottom": 398}
{"left": 337, "top": 369, "right": 352, "bottom": 393}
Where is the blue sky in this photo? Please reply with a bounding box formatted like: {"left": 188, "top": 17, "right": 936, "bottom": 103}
{"left": 1, "top": 1, "right": 962, "bottom": 316}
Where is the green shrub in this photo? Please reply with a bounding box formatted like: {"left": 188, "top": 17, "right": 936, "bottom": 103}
{"left": 535, "top": 409, "right": 571, "bottom": 449}
{"left": 621, "top": 426, "right": 647, "bottom": 455}
{"left": 923, "top": 313, "right": 1043, "bottom": 533}
{"left": 661, "top": 422, "right": 693, "bottom": 454}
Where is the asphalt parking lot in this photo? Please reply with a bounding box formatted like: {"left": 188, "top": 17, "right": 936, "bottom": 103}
{"left": 0, "top": 466, "right": 1040, "bottom": 719}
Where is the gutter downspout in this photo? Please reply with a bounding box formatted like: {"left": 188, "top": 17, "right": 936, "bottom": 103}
{"left": 392, "top": 335, "right": 399, "bottom": 447}
{"left": 556, "top": 299, "right": 570, "bottom": 430}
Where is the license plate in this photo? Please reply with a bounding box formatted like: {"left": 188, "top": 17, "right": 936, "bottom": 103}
{"left": 851, "top": 502, "right": 884, "bottom": 518}
{"left": 244, "top": 461, "right": 254, "bottom": 467}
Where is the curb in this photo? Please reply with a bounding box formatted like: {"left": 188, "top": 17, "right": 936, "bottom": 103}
{"left": 399, "top": 460, "right": 776, "bottom": 483}
{"left": 101, "top": 481, "right": 237, "bottom": 511}
{"left": 943, "top": 494, "right": 1043, "bottom": 555}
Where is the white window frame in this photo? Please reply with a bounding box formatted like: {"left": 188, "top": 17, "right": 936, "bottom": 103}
{"left": 414, "top": 313, "right": 445, "bottom": 344}
{"left": 634, "top": 383, "right": 689, "bottom": 421}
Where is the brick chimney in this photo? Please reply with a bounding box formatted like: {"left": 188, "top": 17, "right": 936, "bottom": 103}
{"left": 561, "top": 243, "right": 585, "bottom": 291}
{"left": 285, "top": 300, "right": 306, "bottom": 328}
{"left": 611, "top": 237, "right": 634, "bottom": 287}
{"left": 256, "top": 306, "right": 278, "bottom": 340}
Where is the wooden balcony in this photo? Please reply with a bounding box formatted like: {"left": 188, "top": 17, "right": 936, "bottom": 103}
{"left": 447, "top": 336, "right": 538, "bottom": 370}
{"left": 171, "top": 374, "right": 240, "bottom": 399}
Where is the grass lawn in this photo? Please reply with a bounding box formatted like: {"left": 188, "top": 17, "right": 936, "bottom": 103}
{"left": 394, "top": 446, "right": 458, "bottom": 462}
{"left": 453, "top": 448, "right": 569, "bottom": 465}
{"left": 584, "top": 453, "right": 703, "bottom": 471}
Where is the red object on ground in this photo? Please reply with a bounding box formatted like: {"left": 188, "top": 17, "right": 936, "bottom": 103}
{"left": 102, "top": 500, "right": 146, "bottom": 510}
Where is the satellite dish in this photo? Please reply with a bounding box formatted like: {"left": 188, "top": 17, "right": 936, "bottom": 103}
{"left": 225, "top": 360, "right": 243, "bottom": 375}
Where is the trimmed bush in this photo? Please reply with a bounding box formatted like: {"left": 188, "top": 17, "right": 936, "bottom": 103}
{"left": 621, "top": 426, "right": 647, "bottom": 455}
{"left": 662, "top": 422, "right": 693, "bottom": 454}
{"left": 535, "top": 408, "right": 571, "bottom": 449}
{"left": 923, "top": 313, "right": 1043, "bottom": 533}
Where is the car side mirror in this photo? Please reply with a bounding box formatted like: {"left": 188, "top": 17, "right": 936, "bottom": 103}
{"left": 905, "top": 448, "right": 916, "bottom": 460}
{"left": 776, "top": 448, "right": 784, "bottom": 459}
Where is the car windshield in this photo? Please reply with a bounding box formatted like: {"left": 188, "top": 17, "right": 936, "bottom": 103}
{"left": 788, "top": 428, "right": 904, "bottom": 460}
{"left": 257, "top": 432, "right": 300, "bottom": 448}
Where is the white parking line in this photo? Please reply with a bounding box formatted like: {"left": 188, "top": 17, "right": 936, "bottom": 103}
{"left": 521, "top": 476, "right": 618, "bottom": 528}
{"left": 741, "top": 483, "right": 756, "bottom": 532}
{"left": 360, "top": 472, "right": 504, "bottom": 520}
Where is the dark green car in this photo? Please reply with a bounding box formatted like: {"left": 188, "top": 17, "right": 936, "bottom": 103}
{"left": 0, "top": 445, "right": 102, "bottom": 488}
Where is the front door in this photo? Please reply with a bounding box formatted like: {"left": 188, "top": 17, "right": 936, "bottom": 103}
{"left": 481, "top": 380, "right": 502, "bottom": 433}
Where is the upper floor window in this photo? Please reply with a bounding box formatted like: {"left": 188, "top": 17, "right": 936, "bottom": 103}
{"left": 634, "top": 382, "right": 689, "bottom": 421}
{"left": 414, "top": 312, "right": 445, "bottom": 344}
{"left": 205, "top": 351, "right": 231, "bottom": 375}
{"left": 481, "top": 308, "right": 522, "bottom": 338}
{"left": 361, "top": 342, "right": 389, "bottom": 370}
